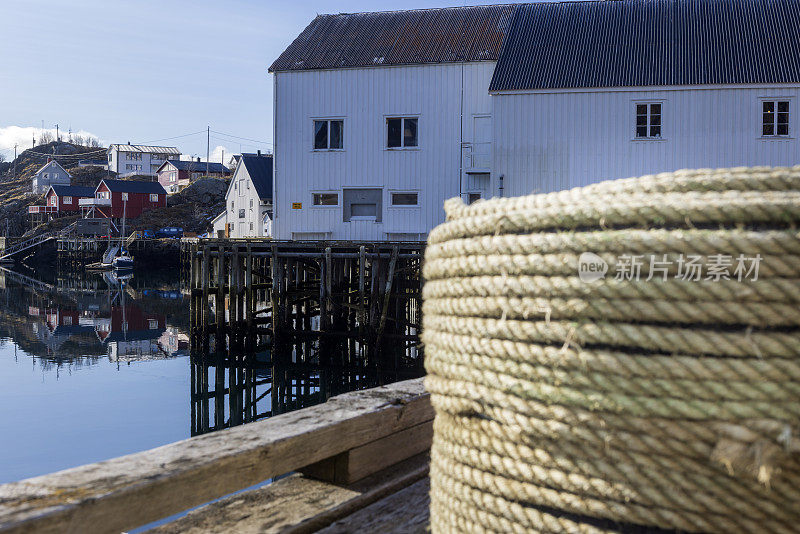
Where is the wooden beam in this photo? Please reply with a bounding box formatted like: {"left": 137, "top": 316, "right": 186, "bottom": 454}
{"left": 0, "top": 379, "right": 430, "bottom": 534}
{"left": 301, "top": 420, "right": 432, "bottom": 485}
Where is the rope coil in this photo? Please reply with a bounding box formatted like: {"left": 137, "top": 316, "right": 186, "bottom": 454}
{"left": 424, "top": 166, "right": 800, "bottom": 533}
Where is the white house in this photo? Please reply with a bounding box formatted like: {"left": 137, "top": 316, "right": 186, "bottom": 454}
{"left": 269, "top": 0, "right": 800, "bottom": 241}
{"left": 212, "top": 153, "right": 273, "bottom": 238}
{"left": 107, "top": 144, "right": 181, "bottom": 177}
{"left": 269, "top": 5, "right": 514, "bottom": 241}
{"left": 32, "top": 160, "right": 71, "bottom": 194}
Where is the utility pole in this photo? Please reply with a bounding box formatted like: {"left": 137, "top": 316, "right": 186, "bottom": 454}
{"left": 221, "top": 149, "right": 224, "bottom": 166}
{"left": 206, "top": 126, "right": 210, "bottom": 176}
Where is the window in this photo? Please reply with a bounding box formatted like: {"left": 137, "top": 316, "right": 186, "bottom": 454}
{"left": 63, "top": 196, "right": 72, "bottom": 204}
{"left": 230, "top": 201, "right": 234, "bottom": 209}
{"left": 313, "top": 193, "right": 339, "bottom": 206}
{"left": 149, "top": 194, "right": 158, "bottom": 202}
{"left": 249, "top": 222, "right": 253, "bottom": 231}
{"left": 635, "top": 103, "right": 662, "bottom": 138}
{"left": 343, "top": 188, "right": 382, "bottom": 222}
{"left": 387, "top": 117, "right": 418, "bottom": 148}
{"left": 148, "top": 319, "right": 158, "bottom": 329}
{"left": 238, "top": 178, "right": 245, "bottom": 196}
{"left": 43, "top": 173, "right": 49, "bottom": 179}
{"left": 49, "top": 196, "right": 57, "bottom": 206}
{"left": 468, "top": 193, "right": 482, "bottom": 205}
{"left": 314, "top": 119, "right": 344, "bottom": 150}
{"left": 126, "top": 153, "right": 142, "bottom": 161}
{"left": 249, "top": 199, "right": 253, "bottom": 208}
{"left": 390, "top": 192, "right": 418, "bottom": 206}
{"left": 122, "top": 193, "right": 129, "bottom": 201}
{"left": 52, "top": 173, "right": 59, "bottom": 179}
{"left": 239, "top": 209, "right": 245, "bottom": 219}
{"left": 763, "top": 100, "right": 790, "bottom": 137}
{"left": 170, "top": 172, "right": 176, "bottom": 182}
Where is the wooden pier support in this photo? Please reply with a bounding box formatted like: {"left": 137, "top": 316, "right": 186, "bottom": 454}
{"left": 186, "top": 240, "right": 425, "bottom": 378}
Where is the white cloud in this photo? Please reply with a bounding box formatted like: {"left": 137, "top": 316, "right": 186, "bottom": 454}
{"left": 0, "top": 125, "right": 103, "bottom": 159}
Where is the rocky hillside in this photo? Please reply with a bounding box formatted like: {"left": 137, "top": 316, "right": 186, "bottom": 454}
{"left": 0, "top": 142, "right": 229, "bottom": 238}
{"left": 0, "top": 141, "right": 108, "bottom": 236}
{"left": 135, "top": 178, "right": 228, "bottom": 234}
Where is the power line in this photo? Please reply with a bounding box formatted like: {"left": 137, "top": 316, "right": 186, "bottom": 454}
{"left": 210, "top": 129, "right": 273, "bottom": 145}
{"left": 137, "top": 130, "right": 207, "bottom": 144}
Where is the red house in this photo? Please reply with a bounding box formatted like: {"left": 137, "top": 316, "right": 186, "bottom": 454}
{"left": 85, "top": 179, "right": 167, "bottom": 218}
{"left": 29, "top": 185, "right": 96, "bottom": 217}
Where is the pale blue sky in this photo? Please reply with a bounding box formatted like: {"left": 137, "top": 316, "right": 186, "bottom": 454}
{"left": 0, "top": 0, "right": 527, "bottom": 161}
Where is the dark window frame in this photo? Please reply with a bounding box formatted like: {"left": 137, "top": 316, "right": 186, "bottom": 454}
{"left": 634, "top": 102, "right": 662, "bottom": 139}
{"left": 390, "top": 191, "right": 419, "bottom": 207}
{"left": 762, "top": 100, "right": 790, "bottom": 137}
{"left": 313, "top": 119, "right": 344, "bottom": 150}
{"left": 312, "top": 192, "right": 339, "bottom": 206}
{"left": 386, "top": 117, "right": 419, "bottom": 149}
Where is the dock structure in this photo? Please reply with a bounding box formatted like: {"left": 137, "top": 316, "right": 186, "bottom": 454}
{"left": 186, "top": 239, "right": 425, "bottom": 373}
{"left": 0, "top": 379, "right": 433, "bottom": 533}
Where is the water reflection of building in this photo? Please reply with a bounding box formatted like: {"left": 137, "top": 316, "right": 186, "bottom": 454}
{"left": 2, "top": 267, "right": 190, "bottom": 366}
{"left": 190, "top": 353, "right": 424, "bottom": 437}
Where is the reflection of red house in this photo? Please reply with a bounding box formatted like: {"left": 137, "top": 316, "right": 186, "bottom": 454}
{"left": 95, "top": 305, "right": 165, "bottom": 342}
{"left": 84, "top": 179, "right": 167, "bottom": 219}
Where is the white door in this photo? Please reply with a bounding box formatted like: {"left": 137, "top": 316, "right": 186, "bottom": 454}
{"left": 238, "top": 222, "right": 246, "bottom": 237}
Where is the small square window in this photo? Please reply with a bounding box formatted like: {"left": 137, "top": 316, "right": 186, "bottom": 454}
{"left": 314, "top": 120, "right": 344, "bottom": 150}
{"left": 149, "top": 194, "right": 158, "bottom": 202}
{"left": 238, "top": 209, "right": 245, "bottom": 219}
{"left": 635, "top": 103, "right": 663, "bottom": 139}
{"left": 391, "top": 192, "right": 418, "bottom": 206}
{"left": 467, "top": 193, "right": 482, "bottom": 204}
{"left": 121, "top": 193, "right": 129, "bottom": 201}
{"left": 387, "top": 117, "right": 418, "bottom": 148}
{"left": 313, "top": 193, "right": 339, "bottom": 206}
{"left": 763, "top": 100, "right": 790, "bottom": 137}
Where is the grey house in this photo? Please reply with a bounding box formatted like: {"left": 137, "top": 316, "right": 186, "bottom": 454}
{"left": 32, "top": 160, "right": 71, "bottom": 195}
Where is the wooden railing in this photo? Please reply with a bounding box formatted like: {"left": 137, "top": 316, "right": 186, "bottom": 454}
{"left": 0, "top": 378, "right": 431, "bottom": 534}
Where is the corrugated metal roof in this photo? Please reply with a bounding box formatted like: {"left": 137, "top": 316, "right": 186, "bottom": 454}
{"left": 490, "top": 0, "right": 800, "bottom": 91}
{"left": 49, "top": 185, "right": 96, "bottom": 197}
{"left": 240, "top": 154, "right": 273, "bottom": 200}
{"left": 269, "top": 5, "right": 517, "bottom": 72}
{"left": 109, "top": 144, "right": 181, "bottom": 154}
{"left": 101, "top": 179, "right": 167, "bottom": 195}
{"left": 162, "top": 160, "right": 231, "bottom": 173}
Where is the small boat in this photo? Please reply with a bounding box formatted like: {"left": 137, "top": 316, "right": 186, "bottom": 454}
{"left": 113, "top": 252, "right": 133, "bottom": 270}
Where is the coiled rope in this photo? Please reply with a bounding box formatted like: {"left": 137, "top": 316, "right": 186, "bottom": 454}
{"left": 423, "top": 167, "right": 800, "bottom": 533}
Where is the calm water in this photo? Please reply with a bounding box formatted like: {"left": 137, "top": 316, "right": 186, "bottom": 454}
{"left": 0, "top": 265, "right": 423, "bottom": 485}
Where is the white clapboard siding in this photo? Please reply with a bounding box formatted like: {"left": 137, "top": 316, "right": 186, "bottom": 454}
{"left": 273, "top": 62, "right": 496, "bottom": 241}
{"left": 491, "top": 85, "right": 800, "bottom": 198}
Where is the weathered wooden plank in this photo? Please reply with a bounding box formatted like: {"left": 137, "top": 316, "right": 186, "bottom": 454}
{"left": 317, "top": 478, "right": 430, "bottom": 534}
{"left": 149, "top": 454, "right": 429, "bottom": 534}
{"left": 0, "top": 378, "right": 430, "bottom": 534}
{"left": 301, "top": 420, "right": 432, "bottom": 485}
{"left": 338, "top": 420, "right": 432, "bottom": 484}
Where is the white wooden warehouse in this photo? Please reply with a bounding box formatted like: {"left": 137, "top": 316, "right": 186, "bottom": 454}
{"left": 270, "top": 0, "right": 800, "bottom": 241}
